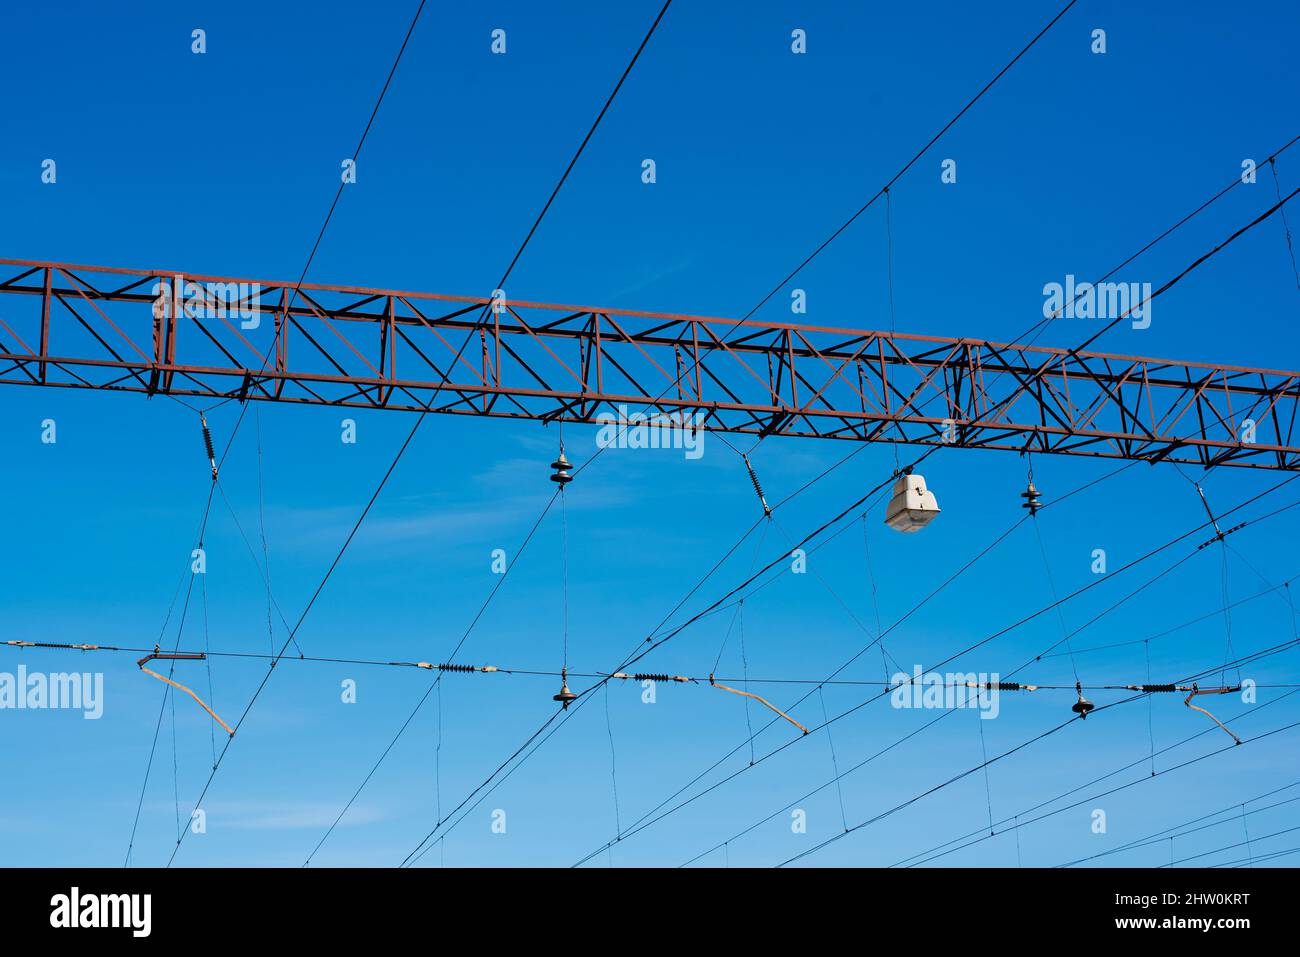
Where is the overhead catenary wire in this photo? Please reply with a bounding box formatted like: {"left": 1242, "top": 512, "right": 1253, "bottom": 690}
{"left": 122, "top": 0, "right": 434, "bottom": 867}
{"left": 292, "top": 4, "right": 675, "bottom": 865}
{"left": 407, "top": 160, "right": 1300, "bottom": 868}
{"left": 572, "top": 474, "right": 1300, "bottom": 866}
{"left": 776, "top": 647, "right": 1300, "bottom": 868}
{"left": 30, "top": 0, "right": 1299, "bottom": 874}
{"left": 884, "top": 660, "right": 1300, "bottom": 868}
{"left": 1056, "top": 780, "right": 1300, "bottom": 868}
{"left": 410, "top": 455, "right": 1130, "bottom": 868}
{"left": 691, "top": 672, "right": 1300, "bottom": 869}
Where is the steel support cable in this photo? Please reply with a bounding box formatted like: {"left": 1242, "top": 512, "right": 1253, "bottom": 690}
{"left": 125, "top": 479, "right": 219, "bottom": 866}
{"left": 1270, "top": 156, "right": 1300, "bottom": 293}
{"left": 576, "top": 475, "right": 1300, "bottom": 866}
{"left": 421, "top": 69, "right": 1300, "bottom": 865}
{"left": 1161, "top": 823, "right": 1300, "bottom": 868}
{"left": 201, "top": 0, "right": 429, "bottom": 419}
{"left": 735, "top": 0, "right": 1080, "bottom": 327}
{"left": 418, "top": 458, "right": 1121, "bottom": 868}
{"left": 809, "top": 712, "right": 1300, "bottom": 870}
{"left": 813, "top": 132, "right": 1300, "bottom": 458}
{"left": 884, "top": 504, "right": 1300, "bottom": 837}
{"left": 1216, "top": 844, "right": 1300, "bottom": 868}
{"left": 289, "top": 5, "right": 676, "bottom": 866}
{"left": 893, "top": 677, "right": 1300, "bottom": 869}
{"left": 162, "top": 0, "right": 668, "bottom": 869}
{"left": 1020, "top": 187, "right": 1300, "bottom": 404}
{"left": 398, "top": 107, "right": 1297, "bottom": 875}
{"left": 678, "top": 614, "right": 1300, "bottom": 866}
{"left": 399, "top": 449, "right": 943, "bottom": 866}
{"left": 580, "top": 1, "right": 1079, "bottom": 465}
{"left": 1057, "top": 785, "right": 1300, "bottom": 868}
{"left": 749, "top": 157, "right": 1300, "bottom": 466}
{"left": 134, "top": 0, "right": 430, "bottom": 867}
{"left": 777, "top": 649, "right": 1300, "bottom": 868}
{"left": 411, "top": 456, "right": 1124, "bottom": 868}
{"left": 850, "top": 133, "right": 1300, "bottom": 454}
{"left": 692, "top": 673, "right": 1300, "bottom": 870}
{"left": 1009, "top": 133, "right": 1300, "bottom": 350}
{"left": 166, "top": 409, "right": 436, "bottom": 866}
{"left": 488, "top": 0, "right": 672, "bottom": 298}
{"left": 1040, "top": 572, "right": 1300, "bottom": 658}
{"left": 559, "top": 180, "right": 1300, "bottom": 842}
{"left": 15, "top": 639, "right": 1300, "bottom": 695}
{"left": 571, "top": 155, "right": 1300, "bottom": 868}
{"left": 300, "top": 488, "right": 560, "bottom": 865}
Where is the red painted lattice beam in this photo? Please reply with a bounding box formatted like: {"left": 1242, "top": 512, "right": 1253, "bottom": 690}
{"left": 0, "top": 258, "right": 1296, "bottom": 470}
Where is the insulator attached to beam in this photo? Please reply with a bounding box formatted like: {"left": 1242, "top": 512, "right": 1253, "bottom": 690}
{"left": 200, "top": 414, "right": 218, "bottom": 481}
{"left": 742, "top": 454, "right": 771, "bottom": 517}
{"left": 550, "top": 444, "right": 573, "bottom": 486}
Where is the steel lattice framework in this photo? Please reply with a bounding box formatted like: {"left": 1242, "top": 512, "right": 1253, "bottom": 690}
{"left": 0, "top": 258, "right": 1297, "bottom": 470}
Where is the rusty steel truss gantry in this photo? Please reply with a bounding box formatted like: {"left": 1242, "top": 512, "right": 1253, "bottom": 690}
{"left": 0, "top": 258, "right": 1297, "bottom": 470}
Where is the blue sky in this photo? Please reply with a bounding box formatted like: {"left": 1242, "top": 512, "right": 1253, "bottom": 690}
{"left": 2, "top": 0, "right": 1299, "bottom": 868}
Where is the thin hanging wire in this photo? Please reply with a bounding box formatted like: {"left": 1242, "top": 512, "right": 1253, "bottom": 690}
{"left": 170, "top": 680, "right": 180, "bottom": 843}
{"left": 1240, "top": 803, "right": 1255, "bottom": 868}
{"left": 254, "top": 406, "right": 290, "bottom": 656}
{"left": 1172, "top": 464, "right": 1240, "bottom": 685}
{"left": 1219, "top": 544, "right": 1242, "bottom": 686}
{"left": 435, "top": 679, "right": 443, "bottom": 830}
{"left": 884, "top": 187, "right": 901, "bottom": 470}
{"left": 712, "top": 522, "right": 770, "bottom": 673}
{"left": 976, "top": 693, "right": 995, "bottom": 835}
{"left": 1271, "top": 157, "right": 1300, "bottom": 292}
{"left": 603, "top": 682, "right": 622, "bottom": 863}
{"left": 560, "top": 483, "right": 570, "bottom": 673}
{"left": 818, "top": 686, "right": 849, "bottom": 832}
{"left": 1145, "top": 639, "right": 1156, "bottom": 776}
{"left": 1287, "top": 582, "right": 1298, "bottom": 639}
{"left": 738, "top": 598, "right": 756, "bottom": 765}
{"left": 861, "top": 514, "right": 891, "bottom": 683}
{"left": 1029, "top": 461, "right": 1080, "bottom": 683}
{"left": 202, "top": 572, "right": 216, "bottom": 768}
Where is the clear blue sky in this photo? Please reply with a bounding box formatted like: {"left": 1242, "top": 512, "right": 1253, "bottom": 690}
{"left": 2, "top": 0, "right": 1298, "bottom": 868}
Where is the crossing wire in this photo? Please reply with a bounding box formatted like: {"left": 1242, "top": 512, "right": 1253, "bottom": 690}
{"left": 296, "top": 2, "right": 677, "bottom": 865}
{"left": 577, "top": 475, "right": 1300, "bottom": 866}
{"left": 409, "top": 455, "right": 1129, "bottom": 867}
{"left": 405, "top": 138, "right": 1300, "bottom": 868}
{"left": 893, "top": 685, "right": 1300, "bottom": 868}
{"left": 778, "top": 648, "right": 1300, "bottom": 868}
